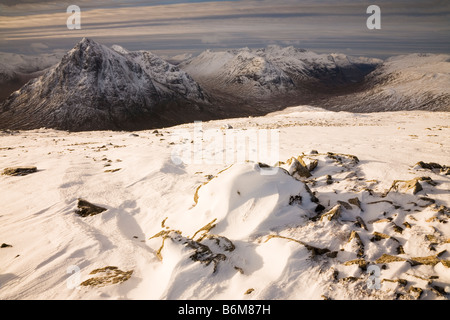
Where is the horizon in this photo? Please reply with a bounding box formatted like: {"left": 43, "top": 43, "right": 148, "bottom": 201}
{"left": 0, "top": 0, "right": 449, "bottom": 59}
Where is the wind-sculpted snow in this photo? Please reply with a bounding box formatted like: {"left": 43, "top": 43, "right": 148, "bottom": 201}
{"left": 0, "top": 108, "right": 448, "bottom": 299}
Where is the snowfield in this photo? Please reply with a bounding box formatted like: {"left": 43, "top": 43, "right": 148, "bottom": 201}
{"left": 0, "top": 106, "right": 449, "bottom": 300}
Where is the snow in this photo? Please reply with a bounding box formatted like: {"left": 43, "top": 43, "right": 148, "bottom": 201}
{"left": 0, "top": 106, "right": 449, "bottom": 300}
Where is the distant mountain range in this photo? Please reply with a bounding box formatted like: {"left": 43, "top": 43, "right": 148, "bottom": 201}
{"left": 0, "top": 38, "right": 448, "bottom": 131}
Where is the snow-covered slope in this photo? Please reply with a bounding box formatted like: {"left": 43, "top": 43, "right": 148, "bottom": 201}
{"left": 0, "top": 51, "right": 63, "bottom": 81}
{"left": 111, "top": 45, "right": 208, "bottom": 103}
{"left": 318, "top": 53, "right": 450, "bottom": 112}
{"left": 0, "top": 107, "right": 448, "bottom": 300}
{"left": 0, "top": 52, "right": 63, "bottom": 102}
{"left": 180, "top": 48, "right": 295, "bottom": 99}
{"left": 0, "top": 38, "right": 210, "bottom": 131}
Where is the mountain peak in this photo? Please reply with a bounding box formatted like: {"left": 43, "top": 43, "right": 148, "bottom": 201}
{"left": 0, "top": 39, "right": 210, "bottom": 131}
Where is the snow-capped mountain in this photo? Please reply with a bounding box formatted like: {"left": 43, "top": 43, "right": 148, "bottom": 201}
{"left": 0, "top": 39, "right": 448, "bottom": 131}
{"left": 179, "top": 48, "right": 296, "bottom": 101}
{"left": 0, "top": 38, "right": 210, "bottom": 131}
{"left": 179, "top": 45, "right": 382, "bottom": 105}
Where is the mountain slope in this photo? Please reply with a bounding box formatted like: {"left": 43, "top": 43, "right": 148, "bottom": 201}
{"left": 0, "top": 38, "right": 210, "bottom": 131}
{"left": 111, "top": 45, "right": 208, "bottom": 104}
{"left": 315, "top": 53, "right": 450, "bottom": 112}
{"left": 0, "top": 52, "right": 64, "bottom": 103}
{"left": 179, "top": 46, "right": 382, "bottom": 107}
{"left": 180, "top": 48, "right": 295, "bottom": 101}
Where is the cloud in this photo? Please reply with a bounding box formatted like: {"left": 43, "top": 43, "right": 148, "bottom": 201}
{"left": 0, "top": 0, "right": 449, "bottom": 58}
{"left": 30, "top": 42, "right": 49, "bottom": 51}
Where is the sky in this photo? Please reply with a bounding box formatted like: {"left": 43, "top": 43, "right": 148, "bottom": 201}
{"left": 0, "top": 0, "right": 449, "bottom": 58}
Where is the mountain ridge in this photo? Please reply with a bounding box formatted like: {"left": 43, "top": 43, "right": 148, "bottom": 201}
{"left": 0, "top": 38, "right": 448, "bottom": 131}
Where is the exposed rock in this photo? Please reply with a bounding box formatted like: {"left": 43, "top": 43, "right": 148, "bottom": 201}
{"left": 1, "top": 243, "right": 12, "bottom": 248}
{"left": 264, "top": 234, "right": 331, "bottom": 258}
{"left": 326, "top": 152, "right": 359, "bottom": 165}
{"left": 286, "top": 157, "right": 311, "bottom": 178}
{"left": 337, "top": 200, "right": 352, "bottom": 210}
{"left": 414, "top": 161, "right": 449, "bottom": 175}
{"left": 402, "top": 179, "right": 423, "bottom": 194}
{"left": 382, "top": 278, "right": 408, "bottom": 286}
{"left": 2, "top": 166, "right": 37, "bottom": 176}
{"left": 234, "top": 266, "right": 244, "bottom": 274}
{"left": 314, "top": 204, "right": 326, "bottom": 214}
{"left": 403, "top": 221, "right": 412, "bottom": 229}
{"left": 192, "top": 218, "right": 217, "bottom": 241}
{"left": 430, "top": 285, "right": 447, "bottom": 297}
{"left": 80, "top": 266, "right": 133, "bottom": 287}
{"left": 382, "top": 176, "right": 438, "bottom": 197}
{"left": 186, "top": 240, "right": 226, "bottom": 273}
{"left": 414, "top": 161, "right": 442, "bottom": 170}
{"left": 348, "top": 197, "right": 362, "bottom": 210}
{"left": 345, "top": 230, "right": 364, "bottom": 257}
{"left": 320, "top": 204, "right": 341, "bottom": 222}
{"left": 375, "top": 254, "right": 407, "bottom": 264}
{"left": 244, "top": 288, "right": 255, "bottom": 295}
{"left": 205, "top": 234, "right": 236, "bottom": 252}
{"left": 308, "top": 159, "right": 319, "bottom": 172}
{"left": 326, "top": 175, "right": 333, "bottom": 185}
{"left": 75, "top": 199, "right": 107, "bottom": 217}
{"left": 343, "top": 258, "right": 367, "bottom": 270}
{"left": 408, "top": 286, "right": 423, "bottom": 299}
{"left": 289, "top": 195, "right": 302, "bottom": 205}
{"left": 354, "top": 216, "right": 368, "bottom": 231}
{"left": 221, "top": 124, "right": 233, "bottom": 129}
{"left": 340, "top": 276, "right": 359, "bottom": 283}
{"left": 372, "top": 218, "right": 392, "bottom": 224}
{"left": 391, "top": 223, "right": 404, "bottom": 234}
{"left": 304, "top": 183, "right": 319, "bottom": 203}
{"left": 151, "top": 230, "right": 227, "bottom": 273}
{"left": 409, "top": 255, "right": 441, "bottom": 266}
{"left": 371, "top": 232, "right": 390, "bottom": 241}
